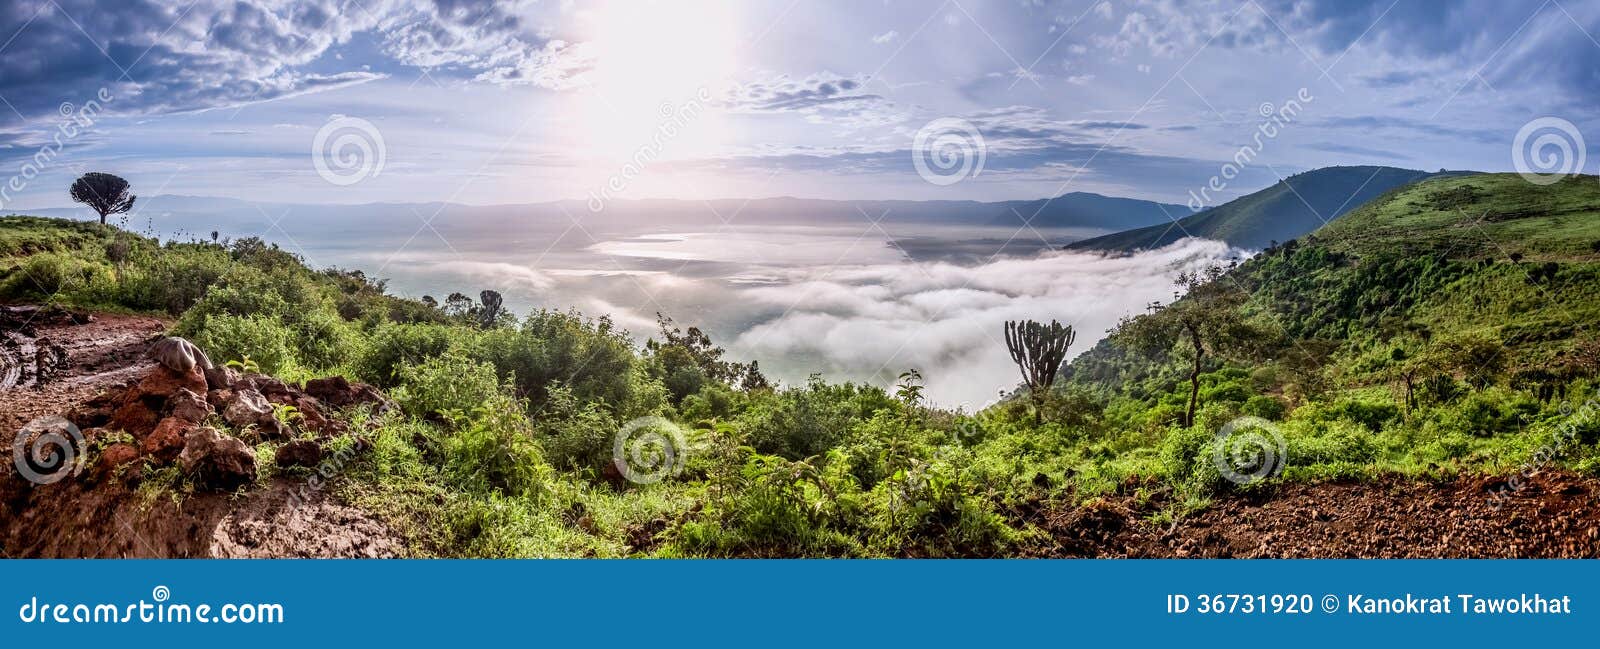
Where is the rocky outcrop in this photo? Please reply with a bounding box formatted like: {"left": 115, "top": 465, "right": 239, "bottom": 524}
{"left": 304, "top": 376, "right": 396, "bottom": 413}
{"left": 275, "top": 439, "right": 324, "bottom": 468}
{"left": 178, "top": 426, "right": 258, "bottom": 492}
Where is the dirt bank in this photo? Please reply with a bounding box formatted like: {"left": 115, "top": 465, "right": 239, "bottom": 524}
{"left": 2, "top": 304, "right": 403, "bottom": 558}
{"left": 1027, "top": 471, "right": 1600, "bottom": 558}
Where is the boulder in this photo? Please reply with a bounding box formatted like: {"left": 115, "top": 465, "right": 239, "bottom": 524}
{"left": 178, "top": 427, "right": 257, "bottom": 492}
{"left": 222, "top": 389, "right": 272, "bottom": 428}
{"left": 135, "top": 364, "right": 208, "bottom": 400}
{"left": 140, "top": 417, "right": 192, "bottom": 463}
{"left": 275, "top": 439, "right": 324, "bottom": 468}
{"left": 304, "top": 376, "right": 395, "bottom": 413}
{"left": 96, "top": 443, "right": 141, "bottom": 479}
{"left": 206, "top": 388, "right": 233, "bottom": 410}
{"left": 293, "top": 395, "right": 337, "bottom": 434}
{"left": 203, "top": 365, "right": 239, "bottom": 391}
{"left": 145, "top": 337, "right": 213, "bottom": 374}
{"left": 252, "top": 375, "right": 293, "bottom": 401}
{"left": 256, "top": 417, "right": 291, "bottom": 441}
{"left": 108, "top": 400, "right": 161, "bottom": 437}
{"left": 166, "top": 387, "right": 213, "bottom": 423}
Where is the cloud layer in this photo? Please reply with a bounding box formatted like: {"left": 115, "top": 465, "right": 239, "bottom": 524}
{"left": 727, "top": 237, "right": 1242, "bottom": 408}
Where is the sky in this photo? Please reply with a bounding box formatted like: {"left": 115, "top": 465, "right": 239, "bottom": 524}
{"left": 1, "top": 0, "right": 1599, "bottom": 210}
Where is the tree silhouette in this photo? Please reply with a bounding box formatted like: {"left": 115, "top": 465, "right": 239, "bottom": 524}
{"left": 69, "top": 172, "right": 136, "bottom": 225}
{"left": 478, "top": 290, "right": 505, "bottom": 329}
{"left": 1004, "top": 319, "right": 1075, "bottom": 424}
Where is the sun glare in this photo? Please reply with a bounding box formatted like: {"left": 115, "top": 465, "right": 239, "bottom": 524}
{"left": 568, "top": 0, "right": 739, "bottom": 188}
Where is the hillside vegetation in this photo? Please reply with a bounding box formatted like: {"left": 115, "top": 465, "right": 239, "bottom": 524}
{"left": 2, "top": 172, "right": 1598, "bottom": 557}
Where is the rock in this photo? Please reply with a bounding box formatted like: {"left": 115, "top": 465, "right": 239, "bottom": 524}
{"left": 166, "top": 387, "right": 213, "bottom": 423}
{"left": 203, "top": 365, "right": 239, "bottom": 390}
{"left": 222, "top": 389, "right": 272, "bottom": 428}
{"left": 108, "top": 400, "right": 161, "bottom": 437}
{"left": 135, "top": 364, "right": 208, "bottom": 400}
{"left": 206, "top": 388, "right": 233, "bottom": 409}
{"left": 293, "top": 395, "right": 337, "bottom": 434}
{"left": 96, "top": 443, "right": 141, "bottom": 479}
{"left": 252, "top": 375, "right": 293, "bottom": 400}
{"left": 304, "top": 376, "right": 396, "bottom": 413}
{"left": 145, "top": 337, "right": 214, "bottom": 374}
{"left": 178, "top": 427, "right": 257, "bottom": 492}
{"left": 256, "top": 417, "right": 291, "bottom": 441}
{"left": 275, "top": 440, "right": 324, "bottom": 468}
{"left": 141, "top": 417, "right": 192, "bottom": 463}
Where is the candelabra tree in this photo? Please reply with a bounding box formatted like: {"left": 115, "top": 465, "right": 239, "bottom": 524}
{"left": 1005, "top": 319, "right": 1075, "bottom": 424}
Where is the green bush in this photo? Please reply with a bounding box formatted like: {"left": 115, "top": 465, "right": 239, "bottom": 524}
{"left": 188, "top": 313, "right": 297, "bottom": 375}
{"left": 357, "top": 322, "right": 463, "bottom": 387}
{"left": 394, "top": 352, "right": 503, "bottom": 421}
{"left": 1, "top": 252, "right": 108, "bottom": 297}
{"left": 536, "top": 384, "right": 620, "bottom": 474}
{"left": 443, "top": 395, "right": 552, "bottom": 498}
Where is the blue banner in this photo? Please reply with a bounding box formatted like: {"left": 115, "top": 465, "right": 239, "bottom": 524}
{"left": 1, "top": 560, "right": 1592, "bottom": 646}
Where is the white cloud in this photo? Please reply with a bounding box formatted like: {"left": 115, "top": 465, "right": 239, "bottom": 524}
{"left": 729, "top": 238, "right": 1245, "bottom": 409}
{"left": 872, "top": 30, "right": 899, "bottom": 44}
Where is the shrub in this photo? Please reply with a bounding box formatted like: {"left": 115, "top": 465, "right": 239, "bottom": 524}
{"left": 188, "top": 313, "right": 296, "bottom": 375}
{"left": 357, "top": 322, "right": 463, "bottom": 387}
{"left": 1, "top": 252, "right": 107, "bottom": 297}
{"left": 536, "top": 384, "right": 620, "bottom": 474}
{"left": 394, "top": 352, "right": 503, "bottom": 421}
{"left": 479, "top": 310, "right": 643, "bottom": 413}
{"left": 443, "top": 395, "right": 552, "bottom": 498}
{"left": 1241, "top": 394, "right": 1287, "bottom": 420}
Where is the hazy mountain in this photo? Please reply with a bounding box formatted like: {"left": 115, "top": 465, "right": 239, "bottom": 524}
{"left": 988, "top": 192, "right": 1184, "bottom": 230}
{"left": 7, "top": 191, "right": 1186, "bottom": 250}
{"left": 1065, "top": 166, "right": 1476, "bottom": 253}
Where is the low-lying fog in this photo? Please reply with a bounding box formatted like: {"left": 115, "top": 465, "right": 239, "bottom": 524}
{"left": 43, "top": 201, "right": 1245, "bottom": 409}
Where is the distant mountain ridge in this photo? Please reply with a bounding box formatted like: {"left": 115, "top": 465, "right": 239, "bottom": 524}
{"left": 988, "top": 192, "right": 1184, "bottom": 230}
{"left": 8, "top": 191, "right": 1182, "bottom": 234}
{"left": 1065, "top": 166, "right": 1477, "bottom": 253}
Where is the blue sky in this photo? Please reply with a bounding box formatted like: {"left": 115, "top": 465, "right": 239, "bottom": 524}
{"left": 1, "top": 0, "right": 1598, "bottom": 209}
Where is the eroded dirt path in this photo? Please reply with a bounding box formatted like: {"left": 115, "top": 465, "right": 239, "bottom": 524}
{"left": 1, "top": 305, "right": 167, "bottom": 434}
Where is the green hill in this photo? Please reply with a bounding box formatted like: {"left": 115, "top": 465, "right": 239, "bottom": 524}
{"left": 1066, "top": 166, "right": 1468, "bottom": 252}
{"left": 1064, "top": 173, "right": 1600, "bottom": 460}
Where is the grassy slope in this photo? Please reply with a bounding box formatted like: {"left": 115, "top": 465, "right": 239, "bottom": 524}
{"left": 1066, "top": 166, "right": 1462, "bottom": 252}
{"left": 1062, "top": 174, "right": 1600, "bottom": 488}
{"left": 1273, "top": 173, "right": 1600, "bottom": 372}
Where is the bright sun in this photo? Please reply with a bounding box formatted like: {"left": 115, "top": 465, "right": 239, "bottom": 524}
{"left": 568, "top": 1, "right": 739, "bottom": 174}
